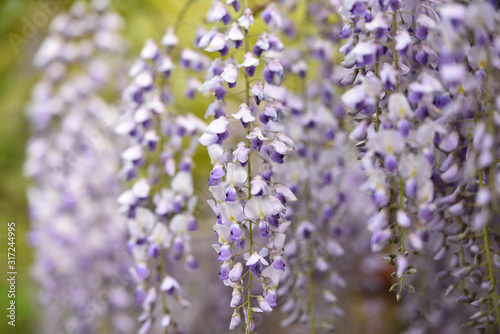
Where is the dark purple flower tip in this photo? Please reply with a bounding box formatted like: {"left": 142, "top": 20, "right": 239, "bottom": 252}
{"left": 135, "top": 287, "right": 147, "bottom": 303}
{"left": 272, "top": 256, "right": 285, "bottom": 270}
{"left": 127, "top": 206, "right": 137, "bottom": 219}
{"left": 186, "top": 256, "right": 199, "bottom": 270}
{"left": 250, "top": 262, "right": 262, "bottom": 276}
{"left": 315, "top": 47, "right": 326, "bottom": 60}
{"left": 226, "top": 186, "right": 237, "bottom": 202}
{"left": 398, "top": 119, "right": 411, "bottom": 137}
{"left": 322, "top": 88, "right": 333, "bottom": 106}
{"left": 213, "top": 66, "right": 224, "bottom": 76}
{"left": 385, "top": 154, "right": 398, "bottom": 173}
{"left": 185, "top": 88, "right": 196, "bottom": 100}
{"left": 408, "top": 90, "right": 423, "bottom": 104}
{"left": 132, "top": 90, "right": 144, "bottom": 104}
{"left": 259, "top": 220, "right": 270, "bottom": 239}
{"left": 415, "top": 50, "right": 428, "bottom": 65}
{"left": 173, "top": 199, "right": 182, "bottom": 213}
{"left": 331, "top": 226, "right": 342, "bottom": 238}
{"left": 351, "top": 1, "right": 366, "bottom": 17}
{"left": 270, "top": 150, "right": 284, "bottom": 164}
{"left": 340, "top": 25, "right": 352, "bottom": 39}
{"left": 263, "top": 69, "right": 274, "bottom": 83}
{"left": 325, "top": 127, "right": 335, "bottom": 140}
{"left": 234, "top": 40, "right": 242, "bottom": 49}
{"left": 245, "top": 65, "right": 256, "bottom": 77}
{"left": 389, "top": 0, "right": 399, "bottom": 10}
{"left": 405, "top": 179, "right": 417, "bottom": 198}
{"left": 181, "top": 59, "right": 190, "bottom": 68}
{"left": 373, "top": 189, "right": 389, "bottom": 208}
{"left": 173, "top": 237, "right": 184, "bottom": 254}
{"left": 262, "top": 10, "right": 272, "bottom": 24}
{"left": 222, "top": 13, "right": 232, "bottom": 25}
{"left": 216, "top": 130, "right": 229, "bottom": 145}
{"left": 251, "top": 137, "right": 263, "bottom": 151}
{"left": 208, "top": 177, "right": 221, "bottom": 186}
{"left": 323, "top": 207, "right": 334, "bottom": 221}
{"left": 208, "top": 165, "right": 225, "bottom": 186}
{"left": 187, "top": 217, "right": 198, "bottom": 231}
{"left": 259, "top": 112, "right": 270, "bottom": 124}
{"left": 179, "top": 161, "right": 192, "bottom": 172}
{"left": 276, "top": 192, "right": 286, "bottom": 206}
{"left": 228, "top": 81, "right": 237, "bottom": 89}
{"left": 433, "top": 93, "right": 451, "bottom": 109}
{"left": 219, "top": 45, "right": 229, "bottom": 56}
{"left": 415, "top": 25, "right": 428, "bottom": 40}
{"left": 253, "top": 45, "right": 263, "bottom": 57}
{"left": 145, "top": 141, "right": 156, "bottom": 153}
{"left": 265, "top": 290, "right": 277, "bottom": 307}
{"left": 219, "top": 264, "right": 230, "bottom": 280}
{"left": 475, "top": 29, "right": 488, "bottom": 47}
{"left": 148, "top": 243, "right": 160, "bottom": 258}
{"left": 230, "top": 224, "right": 243, "bottom": 241}
{"left": 268, "top": 214, "right": 279, "bottom": 227}
{"left": 218, "top": 244, "right": 232, "bottom": 261}
{"left": 231, "top": 0, "right": 240, "bottom": 12}
{"left": 414, "top": 105, "right": 428, "bottom": 119}
{"left": 418, "top": 206, "right": 432, "bottom": 222}
{"left": 136, "top": 263, "right": 149, "bottom": 279}
{"left": 162, "top": 70, "right": 172, "bottom": 78}
{"left": 364, "top": 11, "right": 373, "bottom": 23}
{"left": 322, "top": 172, "right": 332, "bottom": 185}
{"left": 215, "top": 85, "right": 226, "bottom": 100}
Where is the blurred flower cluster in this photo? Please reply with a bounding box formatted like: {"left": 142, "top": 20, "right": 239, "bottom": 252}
{"left": 25, "top": 1, "right": 135, "bottom": 333}
{"left": 25, "top": 0, "right": 500, "bottom": 334}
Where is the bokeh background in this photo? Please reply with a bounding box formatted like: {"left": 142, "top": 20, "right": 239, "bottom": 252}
{"left": 0, "top": 1, "right": 422, "bottom": 333}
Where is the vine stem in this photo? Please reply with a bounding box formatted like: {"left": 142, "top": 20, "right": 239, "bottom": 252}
{"left": 243, "top": 0, "right": 253, "bottom": 331}
{"left": 483, "top": 226, "right": 500, "bottom": 334}
{"left": 173, "top": 0, "right": 195, "bottom": 30}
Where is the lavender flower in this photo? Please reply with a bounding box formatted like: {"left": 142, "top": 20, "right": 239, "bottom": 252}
{"left": 26, "top": 2, "right": 135, "bottom": 333}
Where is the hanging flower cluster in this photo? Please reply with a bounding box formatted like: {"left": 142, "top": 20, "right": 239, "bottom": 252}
{"left": 25, "top": 1, "right": 135, "bottom": 333}
{"left": 340, "top": 0, "right": 500, "bottom": 331}
{"left": 265, "top": 1, "right": 351, "bottom": 333}
{"left": 195, "top": 1, "right": 304, "bottom": 332}
{"left": 116, "top": 21, "right": 207, "bottom": 334}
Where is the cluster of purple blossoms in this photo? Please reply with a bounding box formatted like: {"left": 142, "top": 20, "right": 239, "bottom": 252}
{"left": 265, "top": 1, "right": 351, "bottom": 332}
{"left": 196, "top": 1, "right": 302, "bottom": 332}
{"left": 116, "top": 21, "right": 207, "bottom": 334}
{"left": 340, "top": 0, "right": 500, "bottom": 332}
{"left": 25, "top": 1, "right": 135, "bottom": 333}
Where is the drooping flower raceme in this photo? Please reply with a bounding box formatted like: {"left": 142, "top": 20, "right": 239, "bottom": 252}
{"left": 116, "top": 25, "right": 206, "bottom": 334}
{"left": 339, "top": 0, "right": 500, "bottom": 332}
{"left": 25, "top": 1, "right": 136, "bottom": 333}
{"left": 197, "top": 1, "right": 298, "bottom": 332}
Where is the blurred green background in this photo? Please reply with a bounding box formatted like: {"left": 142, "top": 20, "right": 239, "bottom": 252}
{"left": 0, "top": 1, "right": 214, "bottom": 333}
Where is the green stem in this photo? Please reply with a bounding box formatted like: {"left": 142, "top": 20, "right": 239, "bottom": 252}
{"left": 243, "top": 5, "right": 253, "bottom": 330}
{"left": 483, "top": 228, "right": 500, "bottom": 334}
{"left": 174, "top": 0, "right": 195, "bottom": 30}
{"left": 392, "top": 12, "right": 399, "bottom": 92}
